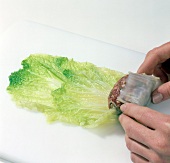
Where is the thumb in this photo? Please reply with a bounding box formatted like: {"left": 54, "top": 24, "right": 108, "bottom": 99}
{"left": 152, "top": 81, "right": 170, "bottom": 104}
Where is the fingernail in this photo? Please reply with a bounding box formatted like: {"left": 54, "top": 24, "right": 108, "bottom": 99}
{"left": 152, "top": 93, "right": 163, "bottom": 104}
{"left": 120, "top": 104, "right": 126, "bottom": 112}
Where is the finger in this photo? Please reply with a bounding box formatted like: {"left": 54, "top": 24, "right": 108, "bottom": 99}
{"left": 120, "top": 103, "right": 165, "bottom": 129}
{"left": 152, "top": 81, "right": 170, "bottom": 103}
{"left": 131, "top": 152, "right": 149, "bottom": 163}
{"left": 119, "top": 114, "right": 153, "bottom": 147}
{"left": 137, "top": 42, "right": 170, "bottom": 74}
{"left": 125, "top": 135, "right": 162, "bottom": 163}
{"left": 125, "top": 134, "right": 150, "bottom": 160}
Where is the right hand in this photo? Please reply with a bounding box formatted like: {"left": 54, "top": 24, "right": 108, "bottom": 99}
{"left": 137, "top": 42, "right": 170, "bottom": 103}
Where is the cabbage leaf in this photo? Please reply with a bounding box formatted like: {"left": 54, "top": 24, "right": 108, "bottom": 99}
{"left": 7, "top": 54, "right": 124, "bottom": 128}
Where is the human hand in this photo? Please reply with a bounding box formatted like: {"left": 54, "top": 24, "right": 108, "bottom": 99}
{"left": 119, "top": 103, "right": 170, "bottom": 163}
{"left": 137, "top": 42, "right": 170, "bottom": 104}
{"left": 119, "top": 42, "right": 170, "bottom": 162}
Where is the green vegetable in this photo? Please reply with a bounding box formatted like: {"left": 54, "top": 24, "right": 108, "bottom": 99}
{"left": 7, "top": 54, "right": 124, "bottom": 128}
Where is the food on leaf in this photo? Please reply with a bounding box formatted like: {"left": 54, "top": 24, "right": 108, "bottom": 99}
{"left": 108, "top": 72, "right": 161, "bottom": 115}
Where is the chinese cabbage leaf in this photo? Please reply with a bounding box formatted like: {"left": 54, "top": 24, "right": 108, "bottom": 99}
{"left": 7, "top": 54, "right": 124, "bottom": 128}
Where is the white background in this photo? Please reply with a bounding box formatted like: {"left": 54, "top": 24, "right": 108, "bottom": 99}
{"left": 0, "top": 1, "right": 170, "bottom": 162}
{"left": 0, "top": 0, "right": 170, "bottom": 53}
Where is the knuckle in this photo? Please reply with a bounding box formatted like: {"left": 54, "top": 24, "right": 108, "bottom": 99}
{"left": 126, "top": 125, "right": 132, "bottom": 135}
{"left": 148, "top": 47, "right": 158, "bottom": 55}
{"left": 165, "top": 117, "right": 170, "bottom": 130}
{"left": 150, "top": 153, "right": 162, "bottom": 163}
{"left": 162, "top": 116, "right": 170, "bottom": 132}
{"left": 119, "top": 114, "right": 126, "bottom": 126}
{"left": 136, "top": 109, "right": 145, "bottom": 121}
{"left": 119, "top": 114, "right": 132, "bottom": 134}
{"left": 125, "top": 138, "right": 131, "bottom": 151}
{"left": 118, "top": 114, "right": 123, "bottom": 122}
{"left": 156, "top": 140, "right": 166, "bottom": 151}
{"left": 147, "top": 47, "right": 159, "bottom": 57}
{"left": 158, "top": 82, "right": 170, "bottom": 101}
{"left": 147, "top": 47, "right": 164, "bottom": 62}
{"left": 126, "top": 142, "right": 131, "bottom": 151}
{"left": 135, "top": 106, "right": 149, "bottom": 122}
{"left": 152, "top": 138, "right": 167, "bottom": 153}
{"left": 130, "top": 152, "right": 136, "bottom": 162}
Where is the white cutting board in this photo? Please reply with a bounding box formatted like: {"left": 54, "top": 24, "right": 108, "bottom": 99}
{"left": 0, "top": 21, "right": 170, "bottom": 163}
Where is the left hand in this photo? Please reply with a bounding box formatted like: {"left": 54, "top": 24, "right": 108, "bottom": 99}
{"left": 119, "top": 103, "right": 170, "bottom": 163}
